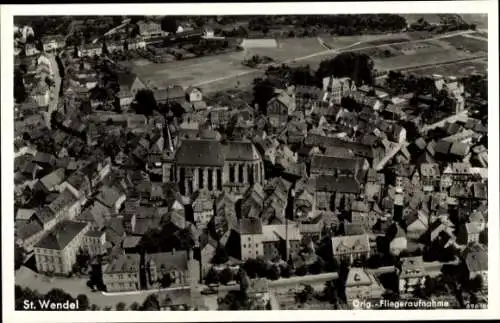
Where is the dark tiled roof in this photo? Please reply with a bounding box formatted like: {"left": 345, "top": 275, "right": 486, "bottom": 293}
{"left": 175, "top": 139, "right": 224, "bottom": 166}
{"left": 96, "top": 186, "right": 124, "bottom": 208}
{"left": 434, "top": 140, "right": 452, "bottom": 155}
{"left": 240, "top": 217, "right": 263, "bottom": 235}
{"left": 117, "top": 73, "right": 140, "bottom": 91}
{"left": 154, "top": 85, "right": 186, "bottom": 101}
{"left": 16, "top": 221, "right": 44, "bottom": 240}
{"left": 315, "top": 176, "right": 361, "bottom": 193}
{"left": 222, "top": 141, "right": 260, "bottom": 161}
{"left": 35, "top": 220, "right": 88, "bottom": 250}
{"left": 311, "top": 155, "right": 361, "bottom": 173}
{"left": 48, "top": 189, "right": 78, "bottom": 214}
{"left": 146, "top": 250, "right": 189, "bottom": 271}
{"left": 105, "top": 254, "right": 140, "bottom": 274}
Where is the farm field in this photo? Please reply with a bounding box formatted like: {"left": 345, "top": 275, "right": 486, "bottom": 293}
{"left": 470, "top": 31, "right": 488, "bottom": 39}
{"left": 440, "top": 35, "right": 487, "bottom": 54}
{"left": 373, "top": 48, "right": 475, "bottom": 71}
{"left": 408, "top": 59, "right": 487, "bottom": 77}
{"left": 131, "top": 51, "right": 253, "bottom": 89}
{"left": 460, "top": 14, "right": 488, "bottom": 29}
{"left": 243, "top": 37, "right": 326, "bottom": 63}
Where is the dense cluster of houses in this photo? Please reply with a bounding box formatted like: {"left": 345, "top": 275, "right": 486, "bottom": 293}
{"left": 13, "top": 20, "right": 487, "bottom": 305}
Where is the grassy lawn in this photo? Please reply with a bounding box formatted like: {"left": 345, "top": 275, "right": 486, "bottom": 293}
{"left": 441, "top": 35, "right": 487, "bottom": 53}
{"left": 409, "top": 59, "right": 487, "bottom": 77}
{"left": 374, "top": 48, "right": 473, "bottom": 70}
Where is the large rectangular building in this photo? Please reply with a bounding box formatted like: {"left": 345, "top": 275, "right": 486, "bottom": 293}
{"left": 34, "top": 220, "right": 90, "bottom": 275}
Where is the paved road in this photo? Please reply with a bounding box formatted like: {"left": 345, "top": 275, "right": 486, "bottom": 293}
{"left": 461, "top": 33, "right": 488, "bottom": 42}
{"left": 45, "top": 54, "right": 62, "bottom": 129}
{"left": 16, "top": 267, "right": 151, "bottom": 309}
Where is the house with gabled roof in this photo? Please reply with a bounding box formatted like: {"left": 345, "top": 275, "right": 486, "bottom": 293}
{"left": 117, "top": 73, "right": 146, "bottom": 110}
{"left": 331, "top": 234, "right": 370, "bottom": 263}
{"left": 463, "top": 243, "right": 487, "bottom": 282}
{"left": 267, "top": 88, "right": 296, "bottom": 127}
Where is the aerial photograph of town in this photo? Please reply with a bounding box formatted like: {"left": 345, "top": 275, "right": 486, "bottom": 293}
{"left": 12, "top": 12, "right": 488, "bottom": 311}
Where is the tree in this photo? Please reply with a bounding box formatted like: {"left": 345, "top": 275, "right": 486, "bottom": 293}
{"left": 14, "top": 68, "right": 27, "bottom": 103}
{"left": 316, "top": 52, "right": 374, "bottom": 86}
{"left": 212, "top": 245, "right": 229, "bottom": 264}
{"left": 279, "top": 264, "right": 291, "bottom": 278}
{"left": 90, "top": 304, "right": 100, "bottom": 310}
{"left": 133, "top": 89, "right": 157, "bottom": 116}
{"left": 205, "top": 267, "right": 220, "bottom": 285}
{"left": 76, "top": 294, "right": 90, "bottom": 310}
{"left": 295, "top": 284, "right": 314, "bottom": 304}
{"left": 102, "top": 41, "right": 109, "bottom": 55}
{"left": 75, "top": 248, "right": 91, "bottom": 273}
{"left": 309, "top": 258, "right": 325, "bottom": 275}
{"left": 219, "top": 267, "right": 234, "bottom": 285}
{"left": 15, "top": 245, "right": 25, "bottom": 270}
{"left": 295, "top": 265, "right": 308, "bottom": 276}
{"left": 73, "top": 44, "right": 79, "bottom": 58}
{"left": 103, "top": 306, "right": 112, "bottom": 311}
{"left": 159, "top": 273, "right": 173, "bottom": 288}
{"left": 141, "top": 294, "right": 160, "bottom": 310}
{"left": 115, "top": 302, "right": 127, "bottom": 311}
{"left": 161, "top": 16, "right": 178, "bottom": 33}
{"left": 46, "top": 288, "right": 74, "bottom": 304}
{"left": 252, "top": 78, "right": 275, "bottom": 114}
{"left": 129, "top": 302, "right": 140, "bottom": 310}
{"left": 468, "top": 275, "right": 484, "bottom": 293}
{"left": 323, "top": 280, "right": 340, "bottom": 307}
{"left": 266, "top": 265, "right": 280, "bottom": 280}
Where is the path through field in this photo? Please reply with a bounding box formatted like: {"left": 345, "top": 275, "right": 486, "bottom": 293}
{"left": 193, "top": 29, "right": 478, "bottom": 91}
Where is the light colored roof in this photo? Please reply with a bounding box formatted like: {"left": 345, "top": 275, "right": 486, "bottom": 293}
{"left": 96, "top": 186, "right": 124, "bottom": 208}
{"left": 104, "top": 254, "right": 140, "bottom": 274}
{"left": 262, "top": 223, "right": 301, "bottom": 242}
{"left": 331, "top": 234, "right": 370, "bottom": 255}
{"left": 345, "top": 267, "right": 380, "bottom": 288}
{"left": 16, "top": 208, "right": 36, "bottom": 221}
{"left": 39, "top": 168, "right": 65, "bottom": 191}
{"left": 122, "top": 236, "right": 142, "bottom": 249}
{"left": 464, "top": 244, "right": 487, "bottom": 272}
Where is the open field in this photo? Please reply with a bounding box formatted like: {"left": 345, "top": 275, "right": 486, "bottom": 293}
{"left": 440, "top": 35, "right": 487, "bottom": 53}
{"left": 131, "top": 51, "right": 252, "bottom": 89}
{"left": 407, "top": 58, "right": 487, "bottom": 77}
{"left": 373, "top": 48, "right": 476, "bottom": 71}
{"left": 129, "top": 30, "right": 484, "bottom": 94}
{"left": 243, "top": 37, "right": 326, "bottom": 63}
{"left": 460, "top": 14, "right": 488, "bottom": 29}
{"left": 470, "top": 31, "right": 488, "bottom": 38}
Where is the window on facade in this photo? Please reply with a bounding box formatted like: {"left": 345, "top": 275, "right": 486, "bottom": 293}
{"left": 179, "top": 168, "right": 186, "bottom": 195}
{"left": 248, "top": 237, "right": 251, "bottom": 241}
{"left": 208, "top": 169, "right": 213, "bottom": 191}
{"left": 118, "top": 274, "right": 123, "bottom": 279}
{"left": 249, "top": 164, "right": 254, "bottom": 185}
{"left": 243, "top": 244, "right": 246, "bottom": 248}
{"left": 216, "top": 169, "right": 222, "bottom": 190}
{"left": 198, "top": 168, "right": 204, "bottom": 189}
{"left": 238, "top": 164, "right": 244, "bottom": 183}
{"left": 229, "top": 165, "right": 235, "bottom": 182}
